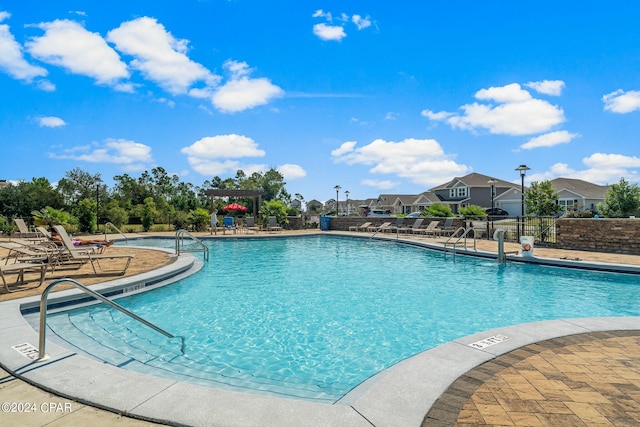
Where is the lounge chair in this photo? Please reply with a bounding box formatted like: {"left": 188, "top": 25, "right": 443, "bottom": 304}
{"left": 397, "top": 218, "right": 424, "bottom": 234}
{"left": 0, "top": 261, "right": 46, "bottom": 293}
{"left": 53, "top": 225, "right": 134, "bottom": 275}
{"left": 13, "top": 218, "right": 44, "bottom": 240}
{"left": 349, "top": 222, "right": 371, "bottom": 231}
{"left": 383, "top": 217, "right": 405, "bottom": 233}
{"left": 267, "top": 216, "right": 282, "bottom": 232}
{"left": 244, "top": 217, "right": 261, "bottom": 233}
{"left": 0, "top": 241, "right": 59, "bottom": 266}
{"left": 435, "top": 218, "right": 456, "bottom": 236}
{"left": 367, "top": 222, "right": 392, "bottom": 232}
{"left": 415, "top": 220, "right": 441, "bottom": 236}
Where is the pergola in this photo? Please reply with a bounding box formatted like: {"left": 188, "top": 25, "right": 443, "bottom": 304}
{"left": 204, "top": 189, "right": 266, "bottom": 217}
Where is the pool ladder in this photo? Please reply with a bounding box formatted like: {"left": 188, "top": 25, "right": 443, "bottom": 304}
{"left": 443, "top": 226, "right": 477, "bottom": 257}
{"left": 38, "top": 278, "right": 183, "bottom": 361}
{"left": 175, "top": 229, "right": 209, "bottom": 261}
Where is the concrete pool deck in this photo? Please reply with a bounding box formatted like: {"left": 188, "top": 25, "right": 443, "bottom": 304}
{"left": 1, "top": 230, "right": 640, "bottom": 426}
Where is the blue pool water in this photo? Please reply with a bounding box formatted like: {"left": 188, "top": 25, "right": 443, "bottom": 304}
{"left": 45, "top": 236, "right": 640, "bottom": 402}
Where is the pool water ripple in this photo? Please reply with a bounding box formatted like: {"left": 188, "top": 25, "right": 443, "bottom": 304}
{"left": 46, "top": 235, "right": 640, "bottom": 402}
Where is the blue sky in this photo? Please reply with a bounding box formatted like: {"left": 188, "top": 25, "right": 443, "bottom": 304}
{"left": 1, "top": 1, "right": 639, "bottom": 203}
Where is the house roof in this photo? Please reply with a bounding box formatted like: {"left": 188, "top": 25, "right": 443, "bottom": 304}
{"left": 550, "top": 178, "right": 609, "bottom": 199}
{"left": 429, "top": 172, "right": 519, "bottom": 191}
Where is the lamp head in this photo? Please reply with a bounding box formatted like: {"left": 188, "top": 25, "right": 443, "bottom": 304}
{"left": 515, "top": 164, "right": 530, "bottom": 177}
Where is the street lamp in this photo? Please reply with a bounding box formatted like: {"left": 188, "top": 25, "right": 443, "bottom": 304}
{"left": 487, "top": 179, "right": 496, "bottom": 210}
{"left": 95, "top": 176, "right": 103, "bottom": 232}
{"left": 295, "top": 193, "right": 304, "bottom": 229}
{"left": 344, "top": 190, "right": 350, "bottom": 216}
{"left": 334, "top": 185, "right": 341, "bottom": 216}
{"left": 515, "top": 165, "right": 530, "bottom": 236}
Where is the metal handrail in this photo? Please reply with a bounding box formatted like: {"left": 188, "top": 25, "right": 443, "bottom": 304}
{"left": 175, "top": 229, "right": 209, "bottom": 261}
{"left": 38, "top": 278, "right": 180, "bottom": 361}
{"left": 103, "top": 222, "right": 128, "bottom": 242}
{"left": 444, "top": 227, "right": 477, "bottom": 255}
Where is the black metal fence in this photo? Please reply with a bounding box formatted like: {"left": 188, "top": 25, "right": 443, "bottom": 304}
{"left": 469, "top": 216, "right": 558, "bottom": 246}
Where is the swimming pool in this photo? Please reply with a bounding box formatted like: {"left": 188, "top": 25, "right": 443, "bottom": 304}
{"left": 44, "top": 235, "right": 640, "bottom": 403}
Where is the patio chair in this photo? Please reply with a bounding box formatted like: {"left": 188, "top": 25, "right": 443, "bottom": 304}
{"left": 397, "top": 218, "right": 424, "bottom": 234}
{"left": 53, "top": 225, "right": 134, "bottom": 275}
{"left": 414, "top": 220, "right": 440, "bottom": 236}
{"left": 244, "top": 217, "right": 261, "bottom": 233}
{"left": 267, "top": 216, "right": 282, "bottom": 232}
{"left": 13, "top": 218, "right": 44, "bottom": 240}
{"left": 435, "top": 218, "right": 456, "bottom": 236}
{"left": 383, "top": 217, "right": 405, "bottom": 233}
{"left": 0, "top": 261, "right": 46, "bottom": 293}
{"left": 348, "top": 222, "right": 371, "bottom": 231}
{"left": 367, "top": 222, "right": 392, "bottom": 232}
{"left": 222, "top": 216, "right": 237, "bottom": 234}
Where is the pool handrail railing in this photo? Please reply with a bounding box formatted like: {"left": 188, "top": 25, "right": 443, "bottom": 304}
{"left": 38, "top": 278, "right": 180, "bottom": 361}
{"left": 103, "top": 222, "right": 128, "bottom": 242}
{"left": 175, "top": 229, "right": 209, "bottom": 261}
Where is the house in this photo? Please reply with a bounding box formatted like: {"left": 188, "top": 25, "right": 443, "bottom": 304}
{"left": 429, "top": 173, "right": 521, "bottom": 214}
{"left": 550, "top": 178, "right": 608, "bottom": 213}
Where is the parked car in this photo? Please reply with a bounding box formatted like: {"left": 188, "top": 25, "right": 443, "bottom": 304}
{"left": 406, "top": 212, "right": 422, "bottom": 218}
{"left": 485, "top": 207, "right": 509, "bottom": 217}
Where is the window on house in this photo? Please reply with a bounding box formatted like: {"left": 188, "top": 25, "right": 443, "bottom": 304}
{"left": 558, "top": 199, "right": 576, "bottom": 211}
{"left": 449, "top": 186, "right": 468, "bottom": 198}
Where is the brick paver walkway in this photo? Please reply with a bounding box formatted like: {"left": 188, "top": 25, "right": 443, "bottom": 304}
{"left": 424, "top": 331, "right": 640, "bottom": 426}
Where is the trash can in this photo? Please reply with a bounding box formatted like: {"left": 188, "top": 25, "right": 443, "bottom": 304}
{"left": 319, "top": 216, "right": 331, "bottom": 231}
{"left": 520, "top": 236, "right": 534, "bottom": 257}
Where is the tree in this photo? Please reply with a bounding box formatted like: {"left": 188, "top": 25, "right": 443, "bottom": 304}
{"left": 260, "top": 200, "right": 289, "bottom": 227}
{"left": 0, "top": 178, "right": 64, "bottom": 218}
{"left": 599, "top": 178, "right": 640, "bottom": 218}
{"left": 524, "top": 181, "right": 562, "bottom": 216}
{"left": 56, "top": 168, "right": 100, "bottom": 207}
{"left": 141, "top": 197, "right": 158, "bottom": 231}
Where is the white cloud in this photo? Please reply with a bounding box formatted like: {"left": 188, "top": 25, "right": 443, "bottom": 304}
{"left": 426, "top": 83, "right": 566, "bottom": 136}
{"left": 0, "top": 13, "right": 48, "bottom": 82}
{"left": 48, "top": 138, "right": 153, "bottom": 165}
{"left": 525, "top": 80, "right": 565, "bottom": 96}
{"left": 527, "top": 153, "right": 640, "bottom": 185}
{"left": 181, "top": 134, "right": 266, "bottom": 159}
{"left": 421, "top": 109, "right": 453, "bottom": 121}
{"left": 26, "top": 19, "right": 129, "bottom": 86}
{"left": 520, "top": 130, "right": 578, "bottom": 150}
{"left": 602, "top": 89, "right": 640, "bottom": 114}
{"left": 107, "top": 17, "right": 219, "bottom": 95}
{"left": 277, "top": 164, "right": 306, "bottom": 180}
{"left": 332, "top": 138, "right": 470, "bottom": 186}
{"left": 211, "top": 60, "right": 283, "bottom": 113}
{"left": 352, "top": 15, "right": 372, "bottom": 30}
{"left": 36, "top": 80, "right": 56, "bottom": 91}
{"left": 384, "top": 112, "right": 399, "bottom": 120}
{"left": 361, "top": 179, "right": 400, "bottom": 190}
{"left": 312, "top": 9, "right": 332, "bottom": 20}
{"left": 38, "top": 116, "right": 66, "bottom": 127}
{"left": 313, "top": 23, "right": 346, "bottom": 41}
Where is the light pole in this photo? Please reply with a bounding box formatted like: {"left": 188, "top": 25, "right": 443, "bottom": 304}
{"left": 334, "top": 185, "right": 341, "bottom": 216}
{"left": 515, "top": 165, "right": 530, "bottom": 236}
{"left": 295, "top": 193, "right": 304, "bottom": 229}
{"left": 487, "top": 179, "right": 496, "bottom": 210}
{"left": 344, "top": 190, "right": 350, "bottom": 216}
{"left": 95, "top": 176, "right": 103, "bottom": 232}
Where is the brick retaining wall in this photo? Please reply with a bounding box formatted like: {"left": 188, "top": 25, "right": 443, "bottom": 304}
{"left": 557, "top": 218, "right": 640, "bottom": 255}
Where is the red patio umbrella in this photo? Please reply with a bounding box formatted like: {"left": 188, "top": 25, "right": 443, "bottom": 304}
{"left": 222, "top": 202, "right": 248, "bottom": 212}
